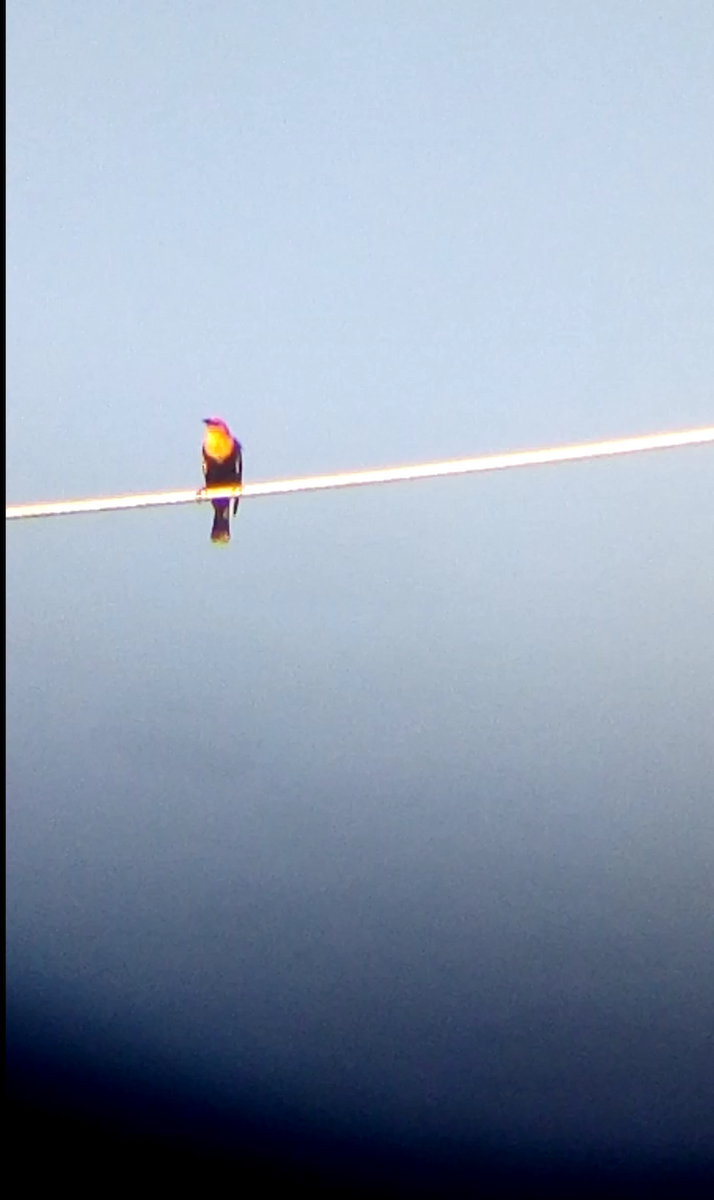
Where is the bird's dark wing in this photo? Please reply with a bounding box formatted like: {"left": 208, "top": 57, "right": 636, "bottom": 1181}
{"left": 233, "top": 446, "right": 243, "bottom": 515}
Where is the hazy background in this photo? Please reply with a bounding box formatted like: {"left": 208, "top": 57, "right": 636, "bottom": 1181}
{"left": 6, "top": 0, "right": 714, "bottom": 1177}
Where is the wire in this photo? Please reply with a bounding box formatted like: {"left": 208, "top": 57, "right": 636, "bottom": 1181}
{"left": 5, "top": 425, "right": 714, "bottom": 522}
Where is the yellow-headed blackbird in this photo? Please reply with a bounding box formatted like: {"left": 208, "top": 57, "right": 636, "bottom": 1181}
{"left": 202, "top": 417, "right": 243, "bottom": 544}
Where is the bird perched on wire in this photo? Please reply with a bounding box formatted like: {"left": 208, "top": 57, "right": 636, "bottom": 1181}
{"left": 201, "top": 417, "right": 243, "bottom": 544}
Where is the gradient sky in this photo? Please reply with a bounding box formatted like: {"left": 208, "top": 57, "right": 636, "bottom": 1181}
{"left": 6, "top": 1, "right": 714, "bottom": 1167}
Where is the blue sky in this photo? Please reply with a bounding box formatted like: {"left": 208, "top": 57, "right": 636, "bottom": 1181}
{"left": 6, "top": 1, "right": 714, "bottom": 1164}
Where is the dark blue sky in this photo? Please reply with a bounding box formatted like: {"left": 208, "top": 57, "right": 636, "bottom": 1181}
{"left": 6, "top": 1, "right": 714, "bottom": 1173}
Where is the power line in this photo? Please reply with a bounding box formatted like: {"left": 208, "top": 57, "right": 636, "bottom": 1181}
{"left": 6, "top": 425, "right": 714, "bottom": 522}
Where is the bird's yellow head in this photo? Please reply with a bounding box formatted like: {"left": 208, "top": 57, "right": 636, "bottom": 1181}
{"left": 203, "top": 417, "right": 234, "bottom": 460}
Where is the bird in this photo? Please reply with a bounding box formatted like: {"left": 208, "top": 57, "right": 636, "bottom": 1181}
{"left": 201, "top": 417, "right": 243, "bottom": 544}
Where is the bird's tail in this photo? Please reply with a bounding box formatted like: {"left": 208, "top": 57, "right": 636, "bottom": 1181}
{"left": 210, "top": 501, "right": 231, "bottom": 544}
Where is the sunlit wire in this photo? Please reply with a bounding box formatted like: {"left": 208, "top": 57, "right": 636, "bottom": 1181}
{"left": 5, "top": 425, "right": 714, "bottom": 522}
